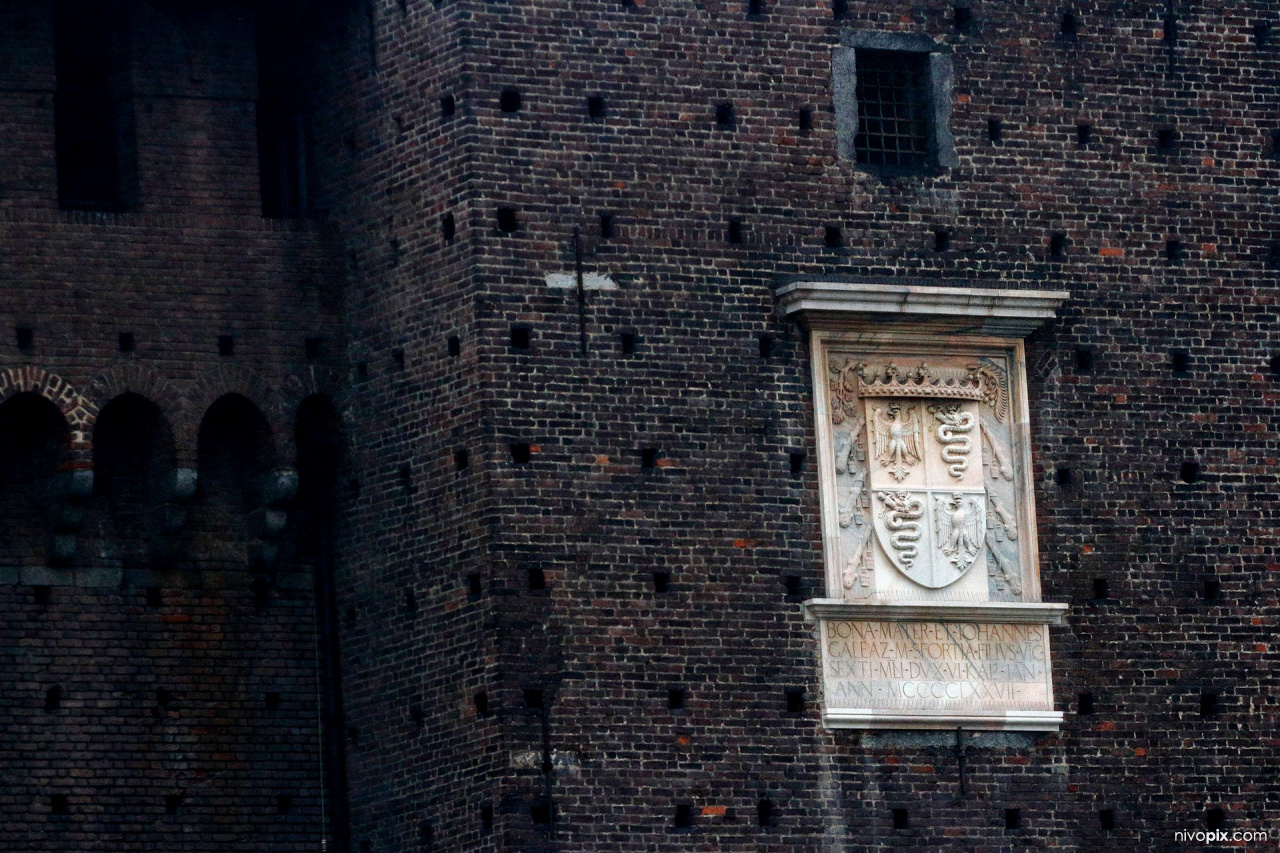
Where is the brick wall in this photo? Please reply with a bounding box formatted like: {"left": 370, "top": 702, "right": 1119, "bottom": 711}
{"left": 5, "top": 0, "right": 1280, "bottom": 850}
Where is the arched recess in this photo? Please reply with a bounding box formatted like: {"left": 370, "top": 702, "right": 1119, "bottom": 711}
{"left": 0, "top": 366, "right": 97, "bottom": 467}
{"left": 194, "top": 394, "right": 275, "bottom": 566}
{"left": 0, "top": 393, "right": 71, "bottom": 567}
{"left": 294, "top": 393, "right": 350, "bottom": 853}
{"left": 92, "top": 393, "right": 175, "bottom": 569}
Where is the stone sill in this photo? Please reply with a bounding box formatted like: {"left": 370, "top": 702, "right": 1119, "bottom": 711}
{"left": 802, "top": 598, "right": 1070, "bottom": 626}
{"left": 823, "top": 708, "right": 1063, "bottom": 731}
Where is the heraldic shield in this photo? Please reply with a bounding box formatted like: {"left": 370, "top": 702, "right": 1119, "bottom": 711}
{"left": 860, "top": 372, "right": 988, "bottom": 589}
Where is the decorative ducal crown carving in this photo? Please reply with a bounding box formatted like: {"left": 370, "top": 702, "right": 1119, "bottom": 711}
{"left": 855, "top": 362, "right": 984, "bottom": 400}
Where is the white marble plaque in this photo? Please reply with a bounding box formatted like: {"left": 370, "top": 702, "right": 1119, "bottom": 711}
{"left": 779, "top": 282, "right": 1070, "bottom": 731}
{"left": 821, "top": 620, "right": 1053, "bottom": 716}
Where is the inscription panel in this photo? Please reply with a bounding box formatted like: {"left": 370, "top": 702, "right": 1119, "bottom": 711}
{"left": 821, "top": 620, "right": 1053, "bottom": 713}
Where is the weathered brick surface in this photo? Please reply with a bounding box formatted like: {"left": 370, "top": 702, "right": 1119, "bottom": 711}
{"left": 5, "top": 0, "right": 1280, "bottom": 850}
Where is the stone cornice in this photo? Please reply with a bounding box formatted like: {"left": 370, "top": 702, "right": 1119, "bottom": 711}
{"left": 775, "top": 279, "right": 1070, "bottom": 336}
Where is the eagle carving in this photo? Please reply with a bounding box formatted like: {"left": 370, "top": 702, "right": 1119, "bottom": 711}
{"left": 870, "top": 404, "right": 921, "bottom": 482}
{"left": 933, "top": 492, "right": 984, "bottom": 571}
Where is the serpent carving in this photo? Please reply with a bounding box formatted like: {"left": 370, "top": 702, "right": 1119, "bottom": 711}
{"left": 932, "top": 405, "right": 975, "bottom": 479}
{"left": 877, "top": 491, "right": 924, "bottom": 567}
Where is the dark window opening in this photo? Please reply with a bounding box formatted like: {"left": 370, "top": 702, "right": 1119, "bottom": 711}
{"left": 1179, "top": 461, "right": 1200, "bottom": 483}
{"left": 1091, "top": 577, "right": 1108, "bottom": 600}
{"left": 527, "top": 566, "right": 545, "bottom": 590}
{"left": 499, "top": 88, "right": 521, "bottom": 113}
{"left": 1077, "top": 691, "right": 1094, "bottom": 714}
{"left": 480, "top": 804, "right": 494, "bottom": 833}
{"left": 1199, "top": 691, "right": 1219, "bottom": 716}
{"left": 522, "top": 688, "right": 544, "bottom": 709}
{"left": 45, "top": 686, "right": 62, "bottom": 712}
{"left": 854, "top": 49, "right": 931, "bottom": 169}
{"left": 1170, "top": 350, "right": 1190, "bottom": 374}
{"left": 673, "top": 804, "right": 694, "bottom": 829}
{"left": 987, "top": 118, "right": 1003, "bottom": 143}
{"left": 934, "top": 230, "right": 950, "bottom": 252}
{"left": 1074, "top": 346, "right": 1093, "bottom": 373}
{"left": 891, "top": 808, "right": 908, "bottom": 829}
{"left": 667, "top": 687, "right": 685, "bottom": 709}
{"left": 277, "top": 795, "right": 293, "bottom": 815}
{"left": 715, "top": 102, "right": 735, "bottom": 128}
{"left": 599, "top": 212, "right": 614, "bottom": 239}
{"left": 218, "top": 335, "right": 235, "bottom": 357}
{"left": 266, "top": 691, "right": 281, "bottom": 710}
{"left": 51, "top": 794, "right": 70, "bottom": 815}
{"left": 1206, "top": 807, "right": 1225, "bottom": 829}
{"left": 783, "top": 575, "right": 801, "bottom": 597}
{"left": 1005, "top": 808, "right": 1021, "bottom": 830}
{"left": 467, "top": 573, "right": 483, "bottom": 597}
{"left": 587, "top": 95, "right": 606, "bottom": 118}
{"left": 118, "top": 331, "right": 135, "bottom": 353}
{"left": 727, "top": 219, "right": 743, "bottom": 243}
{"left": 1076, "top": 123, "right": 1092, "bottom": 146}
{"left": 1099, "top": 809, "right": 1115, "bottom": 831}
{"left": 1162, "top": 14, "right": 1178, "bottom": 45}
{"left": 1269, "top": 242, "right": 1280, "bottom": 270}
{"left": 448, "top": 335, "right": 461, "bottom": 357}
{"left": 473, "top": 692, "right": 489, "bottom": 716}
{"left": 441, "top": 212, "right": 456, "bottom": 242}
{"left": 510, "top": 326, "right": 531, "bottom": 350}
{"left": 1165, "top": 239, "right": 1184, "bottom": 264}
{"left": 798, "top": 107, "right": 813, "bottom": 132}
{"left": 257, "top": 7, "right": 318, "bottom": 219}
{"left": 1203, "top": 579, "right": 1220, "bottom": 601}
{"left": 510, "top": 443, "right": 532, "bottom": 464}
{"left": 1157, "top": 127, "right": 1178, "bottom": 154}
{"left": 832, "top": 0, "right": 847, "bottom": 19}
{"left": 16, "top": 327, "right": 34, "bottom": 350}
{"left": 789, "top": 451, "right": 806, "bottom": 475}
{"left": 1055, "top": 467, "right": 1073, "bottom": 487}
{"left": 55, "top": 0, "right": 135, "bottom": 212}
{"left": 747, "top": 0, "right": 763, "bottom": 17}
{"left": 1061, "top": 11, "right": 1079, "bottom": 37}
{"left": 305, "top": 337, "right": 322, "bottom": 360}
{"left": 454, "top": 448, "right": 469, "bottom": 471}
{"left": 759, "top": 334, "right": 774, "bottom": 359}
{"left": 640, "top": 448, "right": 659, "bottom": 470}
{"left": 757, "top": 797, "right": 774, "bottom": 826}
{"left": 531, "top": 799, "right": 552, "bottom": 825}
{"left": 652, "top": 571, "right": 670, "bottom": 592}
{"left": 440, "top": 94, "right": 456, "bottom": 118}
{"left": 825, "top": 225, "right": 843, "bottom": 248}
{"left": 785, "top": 687, "right": 805, "bottom": 713}
{"left": 165, "top": 795, "right": 183, "bottom": 815}
{"left": 619, "top": 331, "right": 637, "bottom": 354}
{"left": 953, "top": 6, "right": 974, "bottom": 33}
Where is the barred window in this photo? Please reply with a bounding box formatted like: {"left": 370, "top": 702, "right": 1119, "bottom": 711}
{"left": 833, "top": 33, "right": 956, "bottom": 174}
{"left": 852, "top": 49, "right": 929, "bottom": 168}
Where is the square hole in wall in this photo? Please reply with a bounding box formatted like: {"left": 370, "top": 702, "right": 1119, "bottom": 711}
{"left": 510, "top": 326, "right": 531, "bottom": 350}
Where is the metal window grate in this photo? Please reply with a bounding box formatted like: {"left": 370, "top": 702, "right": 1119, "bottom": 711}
{"left": 854, "top": 49, "right": 929, "bottom": 168}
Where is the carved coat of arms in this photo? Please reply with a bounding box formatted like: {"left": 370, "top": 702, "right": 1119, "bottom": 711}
{"left": 829, "top": 359, "right": 1018, "bottom": 593}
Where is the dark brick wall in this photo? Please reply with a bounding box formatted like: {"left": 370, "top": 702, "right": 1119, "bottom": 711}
{"left": 5, "top": 0, "right": 1280, "bottom": 850}
{"left": 0, "top": 2, "right": 348, "bottom": 850}
{"left": 326, "top": 0, "right": 1280, "bottom": 850}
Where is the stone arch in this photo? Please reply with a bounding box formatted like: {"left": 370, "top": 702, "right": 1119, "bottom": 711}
{"left": 0, "top": 366, "right": 97, "bottom": 466}
{"left": 280, "top": 366, "right": 352, "bottom": 463}
{"left": 88, "top": 364, "right": 186, "bottom": 463}
{"left": 185, "top": 364, "right": 285, "bottom": 457}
